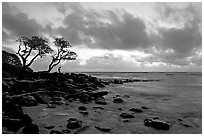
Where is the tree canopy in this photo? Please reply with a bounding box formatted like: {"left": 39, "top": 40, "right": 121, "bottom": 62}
{"left": 2, "top": 50, "right": 22, "bottom": 67}
{"left": 16, "top": 36, "right": 53, "bottom": 69}
{"left": 47, "top": 37, "right": 77, "bottom": 72}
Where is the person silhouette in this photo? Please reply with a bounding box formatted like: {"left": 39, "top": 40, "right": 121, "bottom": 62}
{"left": 58, "top": 66, "right": 62, "bottom": 73}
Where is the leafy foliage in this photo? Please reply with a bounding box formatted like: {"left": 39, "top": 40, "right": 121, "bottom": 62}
{"left": 16, "top": 36, "right": 53, "bottom": 68}
{"left": 47, "top": 37, "right": 77, "bottom": 72}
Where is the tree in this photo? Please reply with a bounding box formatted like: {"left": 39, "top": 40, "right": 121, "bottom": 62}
{"left": 2, "top": 50, "right": 22, "bottom": 67}
{"left": 47, "top": 37, "right": 77, "bottom": 72}
{"left": 16, "top": 36, "right": 53, "bottom": 69}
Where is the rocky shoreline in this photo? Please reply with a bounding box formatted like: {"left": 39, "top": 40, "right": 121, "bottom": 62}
{"left": 3, "top": 63, "right": 192, "bottom": 134}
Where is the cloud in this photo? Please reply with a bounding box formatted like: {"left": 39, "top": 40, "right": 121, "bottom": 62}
{"left": 54, "top": 3, "right": 151, "bottom": 50}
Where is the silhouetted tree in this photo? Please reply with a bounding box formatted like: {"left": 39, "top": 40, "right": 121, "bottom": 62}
{"left": 16, "top": 36, "right": 53, "bottom": 69}
{"left": 2, "top": 50, "right": 22, "bottom": 67}
{"left": 47, "top": 37, "right": 77, "bottom": 72}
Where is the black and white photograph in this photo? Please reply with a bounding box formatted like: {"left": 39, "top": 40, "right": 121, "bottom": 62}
{"left": 2, "top": 2, "right": 202, "bottom": 134}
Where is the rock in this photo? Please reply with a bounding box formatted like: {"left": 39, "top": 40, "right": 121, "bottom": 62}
{"left": 74, "top": 125, "right": 90, "bottom": 134}
{"left": 67, "top": 118, "right": 82, "bottom": 129}
{"left": 22, "top": 123, "right": 39, "bottom": 134}
{"left": 129, "top": 108, "right": 143, "bottom": 113}
{"left": 32, "top": 93, "right": 49, "bottom": 104}
{"left": 181, "top": 123, "right": 192, "bottom": 127}
{"left": 177, "top": 118, "right": 182, "bottom": 121}
{"left": 144, "top": 118, "right": 171, "bottom": 130}
{"left": 118, "top": 108, "right": 122, "bottom": 111}
{"left": 92, "top": 91, "right": 109, "bottom": 98}
{"left": 13, "top": 95, "right": 38, "bottom": 107}
{"left": 122, "top": 119, "right": 130, "bottom": 122}
{"left": 141, "top": 106, "right": 148, "bottom": 109}
{"left": 44, "top": 124, "right": 55, "bottom": 129}
{"left": 113, "top": 97, "right": 124, "bottom": 103}
{"left": 50, "top": 130, "right": 63, "bottom": 134}
{"left": 61, "top": 129, "right": 71, "bottom": 133}
{"left": 79, "top": 111, "right": 89, "bottom": 115}
{"left": 78, "top": 106, "right": 87, "bottom": 111}
{"left": 95, "top": 126, "right": 111, "bottom": 132}
{"left": 21, "top": 114, "right": 32, "bottom": 125}
{"left": 113, "top": 79, "right": 123, "bottom": 84}
{"left": 120, "top": 112, "right": 135, "bottom": 118}
{"left": 95, "top": 97, "right": 107, "bottom": 105}
{"left": 93, "top": 106, "right": 104, "bottom": 110}
{"left": 2, "top": 118, "right": 23, "bottom": 132}
{"left": 46, "top": 103, "right": 56, "bottom": 108}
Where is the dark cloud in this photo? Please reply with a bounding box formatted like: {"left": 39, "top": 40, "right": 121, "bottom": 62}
{"left": 55, "top": 3, "right": 151, "bottom": 50}
{"left": 2, "top": 12, "right": 44, "bottom": 38}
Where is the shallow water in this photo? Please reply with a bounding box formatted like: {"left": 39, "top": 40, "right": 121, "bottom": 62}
{"left": 23, "top": 72, "right": 202, "bottom": 134}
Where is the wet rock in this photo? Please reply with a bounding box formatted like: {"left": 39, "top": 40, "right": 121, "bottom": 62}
{"left": 181, "top": 123, "right": 192, "bottom": 127}
{"left": 61, "top": 129, "right": 71, "bottom": 133}
{"left": 13, "top": 95, "right": 38, "bottom": 107}
{"left": 74, "top": 125, "right": 90, "bottom": 134}
{"left": 46, "top": 103, "right": 56, "bottom": 108}
{"left": 2, "top": 118, "right": 23, "bottom": 132}
{"left": 50, "top": 130, "right": 63, "bottom": 134}
{"left": 21, "top": 114, "right": 32, "bottom": 125}
{"left": 129, "top": 108, "right": 143, "bottom": 113}
{"left": 113, "top": 79, "right": 123, "bottom": 84}
{"left": 79, "top": 111, "right": 89, "bottom": 115}
{"left": 95, "top": 97, "right": 107, "bottom": 105}
{"left": 44, "top": 124, "right": 55, "bottom": 129}
{"left": 122, "top": 119, "right": 130, "bottom": 122}
{"left": 78, "top": 106, "right": 87, "bottom": 111}
{"left": 141, "top": 106, "right": 148, "bottom": 109}
{"left": 177, "top": 118, "right": 182, "bottom": 121}
{"left": 67, "top": 118, "right": 82, "bottom": 129}
{"left": 113, "top": 97, "right": 124, "bottom": 103}
{"left": 93, "top": 106, "right": 104, "bottom": 110}
{"left": 118, "top": 108, "right": 122, "bottom": 111}
{"left": 120, "top": 112, "right": 135, "bottom": 118}
{"left": 95, "top": 126, "right": 111, "bottom": 132}
{"left": 22, "top": 123, "right": 39, "bottom": 134}
{"left": 144, "top": 118, "right": 171, "bottom": 130}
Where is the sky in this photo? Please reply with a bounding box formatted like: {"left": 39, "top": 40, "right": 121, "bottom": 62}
{"left": 2, "top": 2, "right": 202, "bottom": 72}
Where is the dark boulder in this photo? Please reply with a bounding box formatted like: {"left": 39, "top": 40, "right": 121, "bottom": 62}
{"left": 113, "top": 79, "right": 123, "bottom": 84}
{"left": 120, "top": 112, "right": 135, "bottom": 118}
{"left": 2, "top": 118, "right": 23, "bottom": 132}
{"left": 78, "top": 106, "right": 87, "bottom": 111}
{"left": 144, "top": 118, "right": 171, "bottom": 130}
{"left": 44, "top": 124, "right": 55, "bottom": 129}
{"left": 129, "top": 108, "right": 143, "bottom": 113}
{"left": 141, "top": 106, "right": 148, "bottom": 109}
{"left": 61, "top": 129, "right": 71, "bottom": 133}
{"left": 79, "top": 111, "right": 89, "bottom": 115}
{"left": 22, "top": 123, "right": 39, "bottom": 134}
{"left": 95, "top": 97, "right": 107, "bottom": 105}
{"left": 21, "top": 114, "right": 32, "bottom": 125}
{"left": 113, "top": 97, "right": 124, "bottom": 103}
{"left": 12, "top": 95, "right": 38, "bottom": 107}
{"left": 50, "top": 130, "right": 63, "bottom": 134}
{"left": 95, "top": 126, "right": 111, "bottom": 132}
{"left": 67, "top": 118, "right": 82, "bottom": 129}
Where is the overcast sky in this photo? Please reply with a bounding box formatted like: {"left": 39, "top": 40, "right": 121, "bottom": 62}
{"left": 2, "top": 2, "right": 202, "bottom": 72}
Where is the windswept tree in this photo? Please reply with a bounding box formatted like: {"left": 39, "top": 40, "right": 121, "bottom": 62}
{"left": 16, "top": 36, "right": 53, "bottom": 69}
{"left": 47, "top": 37, "right": 77, "bottom": 72}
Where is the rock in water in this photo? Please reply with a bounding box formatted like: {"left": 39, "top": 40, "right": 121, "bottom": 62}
{"left": 61, "top": 129, "right": 71, "bottom": 133}
{"left": 22, "top": 123, "right": 39, "bottom": 134}
{"left": 78, "top": 106, "right": 87, "bottom": 111}
{"left": 120, "top": 112, "right": 135, "bottom": 118}
{"left": 67, "top": 118, "right": 82, "bottom": 129}
{"left": 50, "top": 130, "right": 63, "bottom": 134}
{"left": 113, "top": 97, "right": 124, "bottom": 103}
{"left": 144, "top": 118, "right": 171, "bottom": 130}
{"left": 95, "top": 126, "right": 111, "bottom": 132}
{"left": 129, "top": 108, "right": 143, "bottom": 113}
{"left": 21, "top": 114, "right": 33, "bottom": 125}
{"left": 44, "top": 124, "right": 55, "bottom": 129}
{"left": 79, "top": 111, "right": 89, "bottom": 115}
{"left": 95, "top": 97, "right": 107, "bottom": 105}
{"left": 141, "top": 106, "right": 148, "bottom": 109}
